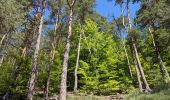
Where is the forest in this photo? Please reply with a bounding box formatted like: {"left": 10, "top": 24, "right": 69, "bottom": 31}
{"left": 0, "top": 0, "right": 170, "bottom": 100}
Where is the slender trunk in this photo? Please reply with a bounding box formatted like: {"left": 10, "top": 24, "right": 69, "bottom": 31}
{"left": 123, "top": 38, "right": 133, "bottom": 79}
{"left": 74, "top": 31, "right": 82, "bottom": 92}
{"left": 45, "top": 1, "right": 62, "bottom": 98}
{"left": 0, "top": 32, "right": 10, "bottom": 67}
{"left": 130, "top": 46, "right": 143, "bottom": 92}
{"left": 27, "top": 0, "right": 46, "bottom": 100}
{"left": 0, "top": 54, "right": 4, "bottom": 67}
{"left": 59, "top": 4, "right": 74, "bottom": 100}
{"left": 134, "top": 56, "right": 143, "bottom": 92}
{"left": 120, "top": 5, "right": 132, "bottom": 79}
{"left": 132, "top": 38, "right": 151, "bottom": 92}
{"left": 0, "top": 34, "right": 7, "bottom": 48}
{"left": 45, "top": 49, "right": 55, "bottom": 99}
{"left": 149, "top": 28, "right": 169, "bottom": 82}
{"left": 127, "top": 1, "right": 151, "bottom": 92}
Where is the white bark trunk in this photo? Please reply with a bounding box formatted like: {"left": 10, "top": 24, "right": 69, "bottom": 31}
{"left": 132, "top": 38, "right": 151, "bottom": 92}
{"left": 123, "top": 39, "right": 133, "bottom": 79}
{"left": 0, "top": 34, "right": 7, "bottom": 48}
{"left": 121, "top": 5, "right": 133, "bottom": 79}
{"left": 131, "top": 48, "right": 143, "bottom": 92}
{"left": 0, "top": 54, "right": 4, "bottom": 67}
{"left": 74, "top": 31, "right": 82, "bottom": 92}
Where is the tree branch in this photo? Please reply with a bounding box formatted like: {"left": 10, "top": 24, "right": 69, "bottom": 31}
{"left": 67, "top": 0, "right": 72, "bottom": 9}
{"left": 71, "top": 0, "right": 77, "bottom": 6}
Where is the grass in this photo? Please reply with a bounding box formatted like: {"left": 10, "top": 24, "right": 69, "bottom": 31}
{"left": 67, "top": 96, "right": 106, "bottom": 100}
{"left": 126, "top": 85, "right": 170, "bottom": 100}
{"left": 67, "top": 94, "right": 107, "bottom": 100}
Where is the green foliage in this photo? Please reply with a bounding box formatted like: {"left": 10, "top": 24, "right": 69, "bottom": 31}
{"left": 0, "top": 0, "right": 29, "bottom": 34}
{"left": 1, "top": 0, "right": 170, "bottom": 99}
{"left": 75, "top": 19, "right": 133, "bottom": 95}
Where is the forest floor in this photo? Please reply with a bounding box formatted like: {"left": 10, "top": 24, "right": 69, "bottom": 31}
{"left": 67, "top": 89, "right": 170, "bottom": 100}
{"left": 66, "top": 85, "right": 170, "bottom": 100}
{"left": 126, "top": 88, "right": 170, "bottom": 100}
{"left": 67, "top": 94, "right": 127, "bottom": 100}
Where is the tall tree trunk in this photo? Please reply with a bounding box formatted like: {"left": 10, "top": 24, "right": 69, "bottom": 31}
{"left": 123, "top": 38, "right": 133, "bottom": 79}
{"left": 74, "top": 31, "right": 82, "bottom": 92}
{"left": 45, "top": 0, "right": 62, "bottom": 99}
{"left": 148, "top": 28, "right": 169, "bottom": 82}
{"left": 127, "top": 1, "right": 151, "bottom": 92}
{"left": 45, "top": 48, "right": 55, "bottom": 99}
{"left": 59, "top": 0, "right": 76, "bottom": 99}
{"left": 134, "top": 60, "right": 143, "bottom": 92}
{"left": 27, "top": 0, "right": 46, "bottom": 100}
{"left": 132, "top": 38, "right": 151, "bottom": 92}
{"left": 130, "top": 45, "right": 143, "bottom": 92}
{"left": 120, "top": 5, "right": 133, "bottom": 79}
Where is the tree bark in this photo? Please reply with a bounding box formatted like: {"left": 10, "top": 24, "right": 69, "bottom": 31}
{"left": 27, "top": 0, "right": 46, "bottom": 100}
{"left": 0, "top": 34, "right": 7, "bottom": 48}
{"left": 123, "top": 39, "right": 133, "bottom": 79}
{"left": 74, "top": 31, "right": 82, "bottom": 92}
{"left": 130, "top": 45, "right": 143, "bottom": 92}
{"left": 59, "top": 0, "right": 76, "bottom": 99}
{"left": 45, "top": 49, "right": 55, "bottom": 99}
{"left": 0, "top": 32, "right": 10, "bottom": 67}
{"left": 45, "top": 0, "right": 62, "bottom": 99}
{"left": 0, "top": 54, "right": 4, "bottom": 67}
{"left": 127, "top": 1, "right": 151, "bottom": 92}
{"left": 120, "top": 5, "right": 133, "bottom": 79}
{"left": 148, "top": 28, "right": 169, "bottom": 82}
{"left": 132, "top": 38, "right": 151, "bottom": 92}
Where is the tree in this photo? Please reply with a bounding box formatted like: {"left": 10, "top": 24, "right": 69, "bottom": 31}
{"left": 136, "top": 0, "right": 170, "bottom": 82}
{"left": 59, "top": 0, "right": 76, "bottom": 100}
{"left": 126, "top": 1, "right": 151, "bottom": 92}
{"left": 73, "top": 28, "right": 82, "bottom": 92}
{"left": 27, "top": 0, "right": 46, "bottom": 100}
{"left": 44, "top": 0, "right": 62, "bottom": 99}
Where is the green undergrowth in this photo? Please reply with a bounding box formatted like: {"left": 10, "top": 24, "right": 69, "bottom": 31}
{"left": 126, "top": 84, "right": 170, "bottom": 100}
